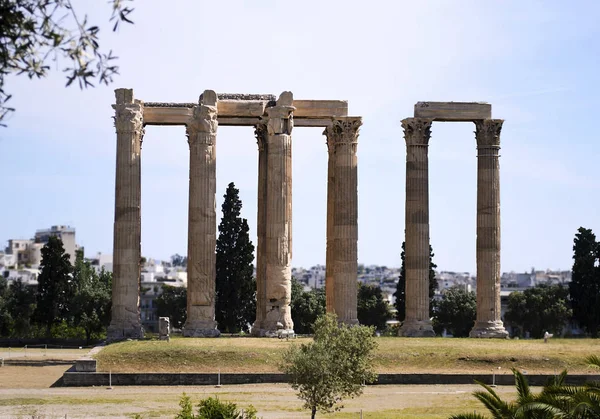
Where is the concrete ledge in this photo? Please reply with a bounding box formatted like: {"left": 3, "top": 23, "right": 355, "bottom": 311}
{"left": 60, "top": 372, "right": 600, "bottom": 387}
{"left": 75, "top": 358, "right": 97, "bottom": 372}
{"left": 4, "top": 359, "right": 74, "bottom": 366}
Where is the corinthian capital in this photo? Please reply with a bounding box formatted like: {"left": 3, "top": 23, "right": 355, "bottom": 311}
{"left": 475, "top": 119, "right": 503, "bottom": 148}
{"left": 325, "top": 117, "right": 362, "bottom": 149}
{"left": 114, "top": 103, "right": 144, "bottom": 134}
{"left": 401, "top": 118, "right": 433, "bottom": 147}
{"left": 266, "top": 91, "right": 295, "bottom": 135}
{"left": 255, "top": 120, "right": 268, "bottom": 151}
{"left": 186, "top": 89, "right": 219, "bottom": 141}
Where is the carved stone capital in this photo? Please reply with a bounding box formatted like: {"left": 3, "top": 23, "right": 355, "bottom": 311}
{"left": 255, "top": 120, "right": 268, "bottom": 151}
{"left": 475, "top": 119, "right": 503, "bottom": 149}
{"left": 325, "top": 117, "right": 362, "bottom": 151}
{"left": 113, "top": 103, "right": 144, "bottom": 134}
{"left": 266, "top": 105, "right": 295, "bottom": 135}
{"left": 186, "top": 104, "right": 218, "bottom": 145}
{"left": 401, "top": 118, "right": 433, "bottom": 147}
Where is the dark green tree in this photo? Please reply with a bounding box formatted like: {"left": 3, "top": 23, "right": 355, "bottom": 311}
{"left": 291, "top": 278, "right": 326, "bottom": 334}
{"left": 215, "top": 182, "right": 256, "bottom": 333}
{"left": 0, "top": 277, "right": 11, "bottom": 336}
{"left": 357, "top": 283, "right": 391, "bottom": 330}
{"left": 155, "top": 285, "right": 187, "bottom": 329}
{"left": 0, "top": 0, "right": 135, "bottom": 124}
{"left": 280, "top": 313, "right": 378, "bottom": 419}
{"left": 433, "top": 286, "right": 476, "bottom": 337}
{"left": 32, "top": 235, "right": 74, "bottom": 337}
{"left": 570, "top": 227, "right": 600, "bottom": 337}
{"left": 505, "top": 284, "right": 572, "bottom": 339}
{"left": 394, "top": 241, "right": 437, "bottom": 321}
{"left": 5, "top": 278, "right": 36, "bottom": 337}
{"left": 170, "top": 254, "right": 187, "bottom": 268}
{"left": 71, "top": 250, "right": 112, "bottom": 343}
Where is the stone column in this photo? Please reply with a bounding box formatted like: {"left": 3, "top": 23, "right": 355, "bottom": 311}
{"left": 398, "top": 118, "right": 435, "bottom": 337}
{"left": 107, "top": 88, "right": 144, "bottom": 341}
{"left": 252, "top": 121, "right": 268, "bottom": 335}
{"left": 261, "top": 92, "right": 295, "bottom": 336}
{"left": 183, "top": 90, "right": 220, "bottom": 337}
{"left": 470, "top": 119, "right": 508, "bottom": 338}
{"left": 325, "top": 117, "right": 361, "bottom": 324}
{"left": 325, "top": 126, "right": 335, "bottom": 313}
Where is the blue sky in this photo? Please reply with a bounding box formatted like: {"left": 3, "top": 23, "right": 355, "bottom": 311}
{"left": 2, "top": 0, "right": 599, "bottom": 273}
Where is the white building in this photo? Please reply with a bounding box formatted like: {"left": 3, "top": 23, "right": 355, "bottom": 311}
{"left": 3, "top": 225, "right": 79, "bottom": 268}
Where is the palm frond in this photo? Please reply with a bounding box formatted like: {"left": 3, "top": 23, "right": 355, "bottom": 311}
{"left": 585, "top": 355, "right": 600, "bottom": 370}
{"left": 513, "top": 368, "right": 533, "bottom": 403}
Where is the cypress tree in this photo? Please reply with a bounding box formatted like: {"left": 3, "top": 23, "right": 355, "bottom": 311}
{"left": 33, "top": 235, "right": 74, "bottom": 337}
{"left": 215, "top": 182, "right": 256, "bottom": 333}
{"left": 394, "top": 241, "right": 437, "bottom": 321}
{"left": 570, "top": 227, "right": 600, "bottom": 337}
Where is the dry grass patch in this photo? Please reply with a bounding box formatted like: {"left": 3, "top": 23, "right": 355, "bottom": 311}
{"left": 373, "top": 337, "right": 599, "bottom": 374}
{"left": 96, "top": 336, "right": 599, "bottom": 374}
{"left": 96, "top": 337, "right": 598, "bottom": 374}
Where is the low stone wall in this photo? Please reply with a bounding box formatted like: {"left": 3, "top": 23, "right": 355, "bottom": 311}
{"left": 61, "top": 371, "right": 600, "bottom": 387}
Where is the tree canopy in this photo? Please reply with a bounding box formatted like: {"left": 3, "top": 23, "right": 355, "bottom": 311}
{"left": 433, "top": 286, "right": 477, "bottom": 337}
{"left": 291, "top": 277, "right": 326, "bottom": 334}
{"left": 280, "top": 313, "right": 377, "bottom": 418}
{"left": 71, "top": 249, "right": 112, "bottom": 343}
{"left": 0, "top": 0, "right": 135, "bottom": 125}
{"left": 155, "top": 285, "right": 187, "bottom": 330}
{"left": 505, "top": 284, "right": 572, "bottom": 339}
{"left": 357, "top": 282, "right": 391, "bottom": 330}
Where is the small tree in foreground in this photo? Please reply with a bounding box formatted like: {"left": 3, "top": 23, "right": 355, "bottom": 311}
{"left": 280, "top": 313, "right": 378, "bottom": 419}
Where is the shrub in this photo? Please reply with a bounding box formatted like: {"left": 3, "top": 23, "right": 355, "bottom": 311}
{"left": 175, "top": 393, "right": 257, "bottom": 419}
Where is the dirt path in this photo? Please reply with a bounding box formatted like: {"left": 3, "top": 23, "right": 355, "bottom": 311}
{"left": 0, "top": 366, "right": 515, "bottom": 418}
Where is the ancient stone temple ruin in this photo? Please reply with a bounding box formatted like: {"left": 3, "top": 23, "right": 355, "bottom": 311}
{"left": 107, "top": 89, "right": 361, "bottom": 340}
{"left": 107, "top": 90, "right": 507, "bottom": 341}
{"left": 398, "top": 102, "right": 508, "bottom": 338}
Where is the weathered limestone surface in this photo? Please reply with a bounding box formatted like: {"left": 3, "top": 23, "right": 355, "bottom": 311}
{"left": 399, "top": 118, "right": 435, "bottom": 337}
{"left": 143, "top": 99, "right": 347, "bottom": 125}
{"left": 183, "top": 90, "right": 220, "bottom": 337}
{"left": 414, "top": 102, "right": 491, "bottom": 121}
{"left": 107, "top": 88, "right": 144, "bottom": 341}
{"left": 325, "top": 127, "right": 335, "bottom": 314}
{"left": 259, "top": 92, "right": 295, "bottom": 336}
{"left": 470, "top": 119, "right": 508, "bottom": 339}
{"left": 159, "top": 317, "right": 170, "bottom": 341}
{"left": 325, "top": 118, "right": 361, "bottom": 324}
{"left": 252, "top": 121, "right": 268, "bottom": 335}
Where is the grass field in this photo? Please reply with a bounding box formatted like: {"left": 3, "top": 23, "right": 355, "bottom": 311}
{"left": 96, "top": 336, "right": 600, "bottom": 374}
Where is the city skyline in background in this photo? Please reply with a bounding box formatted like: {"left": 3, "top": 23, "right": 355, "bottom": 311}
{"left": 2, "top": 1, "right": 600, "bottom": 273}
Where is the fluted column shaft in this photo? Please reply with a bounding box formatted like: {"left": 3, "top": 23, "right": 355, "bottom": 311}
{"left": 183, "top": 90, "right": 220, "bottom": 337}
{"left": 261, "top": 92, "right": 295, "bottom": 335}
{"left": 325, "top": 118, "right": 361, "bottom": 324}
{"left": 252, "top": 122, "right": 268, "bottom": 334}
{"left": 107, "top": 89, "right": 144, "bottom": 341}
{"left": 399, "top": 118, "right": 435, "bottom": 337}
{"left": 470, "top": 119, "right": 508, "bottom": 338}
{"left": 325, "top": 136, "right": 335, "bottom": 313}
